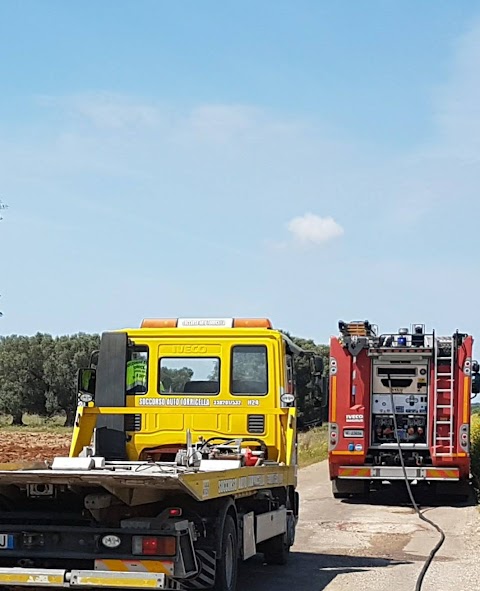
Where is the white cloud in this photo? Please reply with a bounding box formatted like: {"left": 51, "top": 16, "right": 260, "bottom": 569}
{"left": 184, "top": 104, "right": 259, "bottom": 143}
{"left": 38, "top": 92, "right": 163, "bottom": 130}
{"left": 287, "top": 213, "right": 344, "bottom": 246}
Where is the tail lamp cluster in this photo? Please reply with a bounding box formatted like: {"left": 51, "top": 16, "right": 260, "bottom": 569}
{"left": 329, "top": 423, "right": 338, "bottom": 450}
{"left": 460, "top": 424, "right": 469, "bottom": 451}
{"left": 101, "top": 507, "right": 182, "bottom": 556}
{"left": 132, "top": 536, "right": 176, "bottom": 556}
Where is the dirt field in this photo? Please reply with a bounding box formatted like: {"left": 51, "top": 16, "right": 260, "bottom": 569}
{"left": 0, "top": 431, "right": 71, "bottom": 463}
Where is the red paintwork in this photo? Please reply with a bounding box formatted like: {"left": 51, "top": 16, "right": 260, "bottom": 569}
{"left": 328, "top": 333, "right": 473, "bottom": 482}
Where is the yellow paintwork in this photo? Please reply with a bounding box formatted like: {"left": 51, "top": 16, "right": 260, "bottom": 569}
{"left": 180, "top": 463, "right": 295, "bottom": 500}
{"left": 0, "top": 573, "right": 64, "bottom": 585}
{"left": 70, "top": 325, "right": 298, "bottom": 493}
{"left": 96, "top": 560, "right": 174, "bottom": 575}
{"left": 72, "top": 574, "right": 160, "bottom": 588}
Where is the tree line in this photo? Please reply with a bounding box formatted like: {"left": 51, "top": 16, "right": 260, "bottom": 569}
{"left": 0, "top": 333, "right": 100, "bottom": 426}
{"left": 0, "top": 332, "right": 328, "bottom": 428}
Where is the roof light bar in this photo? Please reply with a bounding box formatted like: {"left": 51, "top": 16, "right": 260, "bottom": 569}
{"left": 141, "top": 318, "right": 272, "bottom": 329}
{"left": 233, "top": 318, "right": 272, "bottom": 328}
{"left": 141, "top": 319, "right": 178, "bottom": 328}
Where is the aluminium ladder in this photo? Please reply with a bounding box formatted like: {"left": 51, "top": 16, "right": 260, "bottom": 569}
{"left": 433, "top": 336, "right": 455, "bottom": 456}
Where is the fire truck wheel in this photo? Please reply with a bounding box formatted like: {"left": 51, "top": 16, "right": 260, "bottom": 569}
{"left": 431, "top": 480, "right": 472, "bottom": 502}
{"left": 213, "top": 514, "right": 238, "bottom": 591}
{"left": 332, "top": 478, "right": 369, "bottom": 499}
{"left": 263, "top": 532, "right": 290, "bottom": 565}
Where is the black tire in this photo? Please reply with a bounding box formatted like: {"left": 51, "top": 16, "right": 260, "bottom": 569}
{"left": 213, "top": 514, "right": 238, "bottom": 591}
{"left": 263, "top": 532, "right": 289, "bottom": 565}
{"left": 432, "top": 480, "right": 472, "bottom": 503}
{"left": 332, "top": 479, "right": 350, "bottom": 499}
{"left": 332, "top": 478, "right": 369, "bottom": 499}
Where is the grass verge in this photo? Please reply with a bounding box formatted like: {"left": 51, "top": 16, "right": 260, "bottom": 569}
{"left": 470, "top": 414, "right": 480, "bottom": 489}
{"left": 0, "top": 414, "right": 71, "bottom": 432}
{"left": 298, "top": 426, "right": 328, "bottom": 468}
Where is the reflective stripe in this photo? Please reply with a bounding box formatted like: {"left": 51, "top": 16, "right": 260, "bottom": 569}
{"left": 71, "top": 571, "right": 163, "bottom": 588}
{"left": 463, "top": 376, "right": 469, "bottom": 424}
{"left": 95, "top": 560, "right": 173, "bottom": 576}
{"left": 0, "top": 569, "right": 65, "bottom": 586}
{"left": 338, "top": 465, "right": 460, "bottom": 480}
{"left": 331, "top": 376, "right": 337, "bottom": 422}
{"left": 338, "top": 467, "right": 371, "bottom": 477}
{"left": 426, "top": 468, "right": 458, "bottom": 479}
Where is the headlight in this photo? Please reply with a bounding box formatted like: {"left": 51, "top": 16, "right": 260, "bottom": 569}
{"left": 79, "top": 393, "right": 93, "bottom": 404}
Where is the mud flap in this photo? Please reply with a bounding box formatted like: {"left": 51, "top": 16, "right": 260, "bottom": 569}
{"left": 180, "top": 551, "right": 216, "bottom": 590}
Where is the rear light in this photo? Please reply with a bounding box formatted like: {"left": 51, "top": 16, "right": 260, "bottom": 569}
{"left": 329, "top": 423, "right": 339, "bottom": 450}
{"left": 132, "top": 536, "right": 176, "bottom": 556}
{"left": 459, "top": 423, "right": 470, "bottom": 451}
{"left": 168, "top": 507, "right": 182, "bottom": 517}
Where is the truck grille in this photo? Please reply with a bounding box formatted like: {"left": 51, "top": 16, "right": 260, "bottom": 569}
{"left": 125, "top": 414, "right": 142, "bottom": 432}
{"left": 247, "top": 415, "right": 265, "bottom": 434}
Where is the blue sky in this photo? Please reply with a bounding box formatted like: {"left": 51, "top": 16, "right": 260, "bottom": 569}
{"left": 1, "top": 2, "right": 480, "bottom": 346}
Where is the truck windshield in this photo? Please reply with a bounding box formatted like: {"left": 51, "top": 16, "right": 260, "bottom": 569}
{"left": 159, "top": 357, "right": 220, "bottom": 395}
{"left": 231, "top": 345, "right": 268, "bottom": 395}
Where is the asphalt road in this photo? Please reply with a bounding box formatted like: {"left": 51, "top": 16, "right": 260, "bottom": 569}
{"left": 238, "top": 461, "right": 480, "bottom": 591}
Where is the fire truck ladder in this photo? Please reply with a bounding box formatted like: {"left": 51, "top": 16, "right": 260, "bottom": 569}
{"left": 433, "top": 336, "right": 455, "bottom": 456}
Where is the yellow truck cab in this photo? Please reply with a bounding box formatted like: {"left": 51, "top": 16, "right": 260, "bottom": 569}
{"left": 0, "top": 318, "right": 324, "bottom": 591}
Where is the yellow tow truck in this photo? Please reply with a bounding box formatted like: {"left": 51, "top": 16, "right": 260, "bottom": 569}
{"left": 0, "top": 317, "right": 325, "bottom": 591}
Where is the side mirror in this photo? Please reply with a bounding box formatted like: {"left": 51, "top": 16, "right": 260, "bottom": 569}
{"left": 77, "top": 368, "right": 96, "bottom": 403}
{"left": 90, "top": 350, "right": 100, "bottom": 368}
{"left": 314, "top": 376, "right": 329, "bottom": 408}
{"left": 312, "top": 355, "right": 324, "bottom": 375}
{"left": 472, "top": 373, "right": 480, "bottom": 395}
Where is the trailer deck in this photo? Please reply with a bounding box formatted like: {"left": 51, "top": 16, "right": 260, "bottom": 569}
{"left": 0, "top": 459, "right": 294, "bottom": 502}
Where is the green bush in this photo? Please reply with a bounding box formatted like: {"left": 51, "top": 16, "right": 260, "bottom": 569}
{"left": 471, "top": 414, "right": 480, "bottom": 487}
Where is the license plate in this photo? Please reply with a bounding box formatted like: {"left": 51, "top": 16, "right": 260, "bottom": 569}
{"left": 0, "top": 534, "right": 14, "bottom": 549}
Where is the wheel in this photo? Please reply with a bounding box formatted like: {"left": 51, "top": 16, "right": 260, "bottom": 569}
{"left": 432, "top": 480, "right": 472, "bottom": 503}
{"left": 263, "top": 532, "right": 289, "bottom": 565}
{"left": 332, "top": 479, "right": 350, "bottom": 498}
{"left": 332, "top": 478, "right": 369, "bottom": 499}
{"left": 213, "top": 514, "right": 238, "bottom": 591}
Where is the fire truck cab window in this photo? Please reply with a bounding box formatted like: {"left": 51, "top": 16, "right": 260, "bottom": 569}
{"left": 231, "top": 345, "right": 268, "bottom": 395}
{"left": 159, "top": 358, "right": 220, "bottom": 395}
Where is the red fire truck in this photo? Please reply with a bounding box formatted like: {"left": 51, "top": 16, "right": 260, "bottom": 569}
{"left": 328, "top": 321, "right": 480, "bottom": 499}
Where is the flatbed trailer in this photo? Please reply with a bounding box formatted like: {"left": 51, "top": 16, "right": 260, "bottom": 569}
{"left": 0, "top": 318, "right": 325, "bottom": 591}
